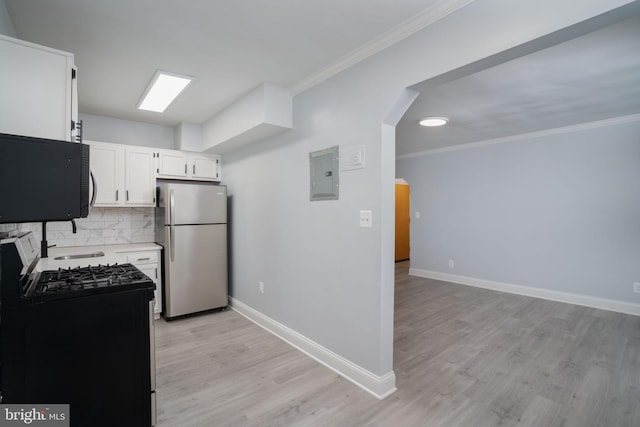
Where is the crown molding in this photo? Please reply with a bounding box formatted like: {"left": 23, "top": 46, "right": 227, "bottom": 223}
{"left": 290, "top": 0, "right": 477, "bottom": 95}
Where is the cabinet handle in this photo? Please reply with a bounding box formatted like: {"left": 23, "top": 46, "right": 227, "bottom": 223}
{"left": 193, "top": 164, "right": 195, "bottom": 175}
{"left": 155, "top": 268, "right": 158, "bottom": 279}
{"left": 169, "top": 188, "right": 175, "bottom": 262}
{"left": 126, "top": 190, "right": 129, "bottom": 201}
{"left": 184, "top": 163, "right": 187, "bottom": 174}
{"left": 137, "top": 257, "right": 151, "bottom": 261}
{"left": 116, "top": 189, "right": 118, "bottom": 201}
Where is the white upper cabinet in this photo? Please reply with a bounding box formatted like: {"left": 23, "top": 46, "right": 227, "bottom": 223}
{"left": 190, "top": 154, "right": 220, "bottom": 181}
{"left": 88, "top": 141, "right": 156, "bottom": 207}
{"left": 89, "top": 142, "right": 125, "bottom": 206}
{"left": 125, "top": 147, "right": 156, "bottom": 206}
{"left": 0, "top": 34, "right": 78, "bottom": 142}
{"left": 90, "top": 141, "right": 222, "bottom": 209}
{"left": 155, "top": 149, "right": 221, "bottom": 182}
{"left": 156, "top": 150, "right": 188, "bottom": 178}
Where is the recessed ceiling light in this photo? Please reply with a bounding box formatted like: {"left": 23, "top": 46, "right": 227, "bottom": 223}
{"left": 137, "top": 71, "right": 193, "bottom": 113}
{"left": 419, "top": 117, "right": 448, "bottom": 127}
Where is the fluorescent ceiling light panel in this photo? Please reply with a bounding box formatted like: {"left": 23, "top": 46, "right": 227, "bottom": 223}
{"left": 419, "top": 117, "right": 448, "bottom": 127}
{"left": 138, "top": 71, "right": 193, "bottom": 112}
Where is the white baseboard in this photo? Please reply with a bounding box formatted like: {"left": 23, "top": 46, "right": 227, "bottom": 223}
{"left": 229, "top": 297, "right": 397, "bottom": 400}
{"left": 409, "top": 268, "right": 640, "bottom": 317}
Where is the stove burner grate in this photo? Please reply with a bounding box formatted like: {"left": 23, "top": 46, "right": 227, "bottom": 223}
{"left": 34, "top": 263, "right": 152, "bottom": 295}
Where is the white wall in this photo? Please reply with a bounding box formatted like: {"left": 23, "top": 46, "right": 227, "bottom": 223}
{"left": 222, "top": 0, "right": 636, "bottom": 382}
{"left": 398, "top": 117, "right": 640, "bottom": 309}
{"left": 175, "top": 122, "right": 203, "bottom": 151}
{"left": 80, "top": 113, "right": 175, "bottom": 149}
{"left": 0, "top": 0, "right": 16, "bottom": 37}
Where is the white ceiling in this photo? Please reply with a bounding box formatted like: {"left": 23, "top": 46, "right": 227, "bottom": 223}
{"left": 5, "top": 0, "right": 461, "bottom": 127}
{"left": 397, "top": 14, "right": 640, "bottom": 156}
{"left": 6, "top": 1, "right": 639, "bottom": 156}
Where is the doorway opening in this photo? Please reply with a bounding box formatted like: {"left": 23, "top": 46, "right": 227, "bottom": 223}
{"left": 394, "top": 179, "right": 410, "bottom": 262}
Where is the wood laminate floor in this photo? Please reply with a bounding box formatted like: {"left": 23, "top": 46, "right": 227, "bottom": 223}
{"left": 155, "top": 262, "right": 640, "bottom": 426}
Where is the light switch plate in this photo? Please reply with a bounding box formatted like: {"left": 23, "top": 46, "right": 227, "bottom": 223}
{"left": 341, "top": 145, "right": 366, "bottom": 171}
{"left": 359, "top": 210, "right": 372, "bottom": 228}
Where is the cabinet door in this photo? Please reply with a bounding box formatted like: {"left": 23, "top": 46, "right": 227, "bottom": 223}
{"left": 90, "top": 143, "right": 124, "bottom": 206}
{"left": 137, "top": 263, "right": 162, "bottom": 315}
{"left": 0, "top": 35, "right": 74, "bottom": 141}
{"left": 190, "top": 155, "right": 220, "bottom": 181}
{"left": 125, "top": 148, "right": 156, "bottom": 206}
{"left": 157, "top": 151, "right": 188, "bottom": 178}
{"left": 70, "top": 66, "right": 79, "bottom": 142}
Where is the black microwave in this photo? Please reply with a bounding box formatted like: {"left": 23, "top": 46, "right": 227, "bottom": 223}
{"left": 0, "top": 133, "right": 90, "bottom": 223}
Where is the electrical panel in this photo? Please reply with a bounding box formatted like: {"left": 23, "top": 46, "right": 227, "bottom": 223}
{"left": 309, "top": 146, "right": 339, "bottom": 201}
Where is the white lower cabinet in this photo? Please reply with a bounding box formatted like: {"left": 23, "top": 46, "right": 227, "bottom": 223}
{"left": 127, "top": 250, "right": 162, "bottom": 317}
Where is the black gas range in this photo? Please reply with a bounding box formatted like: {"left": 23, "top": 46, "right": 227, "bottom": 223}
{"left": 0, "top": 232, "right": 156, "bottom": 427}
{"left": 30, "top": 263, "right": 154, "bottom": 301}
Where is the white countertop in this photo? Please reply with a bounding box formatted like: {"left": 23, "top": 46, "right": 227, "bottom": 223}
{"left": 38, "top": 242, "right": 162, "bottom": 271}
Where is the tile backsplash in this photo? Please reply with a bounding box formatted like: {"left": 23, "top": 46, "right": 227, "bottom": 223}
{"left": 0, "top": 223, "right": 17, "bottom": 234}
{"left": 17, "top": 207, "right": 155, "bottom": 248}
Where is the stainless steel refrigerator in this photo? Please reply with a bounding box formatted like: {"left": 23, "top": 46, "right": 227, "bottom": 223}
{"left": 155, "top": 181, "right": 227, "bottom": 320}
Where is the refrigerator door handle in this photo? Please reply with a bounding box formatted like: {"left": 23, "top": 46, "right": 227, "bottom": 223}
{"left": 169, "top": 188, "right": 175, "bottom": 262}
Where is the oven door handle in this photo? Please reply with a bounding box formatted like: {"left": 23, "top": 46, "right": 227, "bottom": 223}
{"left": 169, "top": 188, "right": 175, "bottom": 262}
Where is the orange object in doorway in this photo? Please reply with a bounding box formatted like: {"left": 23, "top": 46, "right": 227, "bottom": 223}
{"left": 395, "top": 182, "right": 410, "bottom": 262}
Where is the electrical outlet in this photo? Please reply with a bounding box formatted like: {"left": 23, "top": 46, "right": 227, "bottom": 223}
{"left": 258, "top": 281, "right": 264, "bottom": 294}
{"left": 415, "top": 211, "right": 420, "bottom": 219}
{"left": 633, "top": 282, "right": 640, "bottom": 294}
{"left": 448, "top": 260, "right": 454, "bottom": 269}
